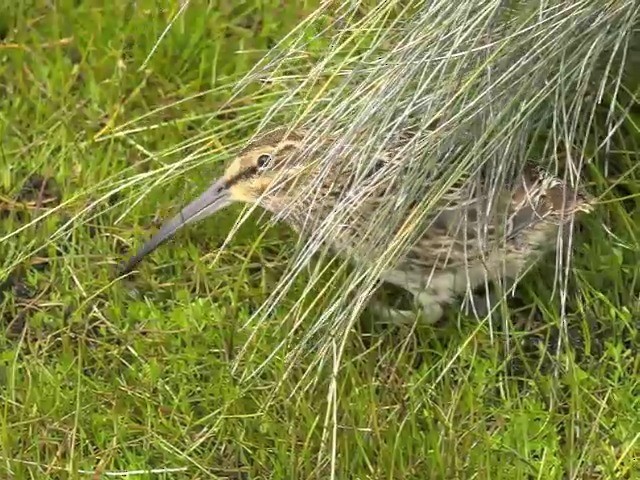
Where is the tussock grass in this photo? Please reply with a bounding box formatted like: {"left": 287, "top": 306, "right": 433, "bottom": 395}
{"left": 0, "top": 1, "right": 638, "bottom": 478}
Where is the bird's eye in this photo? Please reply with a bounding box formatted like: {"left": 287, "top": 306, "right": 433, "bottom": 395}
{"left": 257, "top": 153, "right": 272, "bottom": 170}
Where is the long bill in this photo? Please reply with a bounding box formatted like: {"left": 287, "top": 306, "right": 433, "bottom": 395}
{"left": 118, "top": 177, "right": 231, "bottom": 275}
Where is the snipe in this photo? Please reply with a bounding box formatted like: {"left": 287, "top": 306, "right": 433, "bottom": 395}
{"left": 119, "top": 127, "right": 593, "bottom": 322}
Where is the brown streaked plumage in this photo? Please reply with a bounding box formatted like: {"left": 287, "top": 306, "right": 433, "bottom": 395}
{"left": 119, "top": 127, "right": 593, "bottom": 323}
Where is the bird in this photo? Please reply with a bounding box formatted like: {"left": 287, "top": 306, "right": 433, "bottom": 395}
{"left": 118, "top": 126, "right": 593, "bottom": 323}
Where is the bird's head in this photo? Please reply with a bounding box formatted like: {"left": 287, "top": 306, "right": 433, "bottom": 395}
{"left": 221, "top": 127, "right": 307, "bottom": 204}
{"left": 119, "top": 127, "right": 308, "bottom": 274}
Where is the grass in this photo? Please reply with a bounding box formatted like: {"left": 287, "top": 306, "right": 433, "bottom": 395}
{"left": 0, "top": 1, "right": 639, "bottom": 478}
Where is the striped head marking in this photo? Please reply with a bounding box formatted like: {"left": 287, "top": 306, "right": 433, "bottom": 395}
{"left": 222, "top": 127, "right": 306, "bottom": 204}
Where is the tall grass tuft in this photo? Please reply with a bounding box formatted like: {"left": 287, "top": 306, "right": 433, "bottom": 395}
{"left": 208, "top": 0, "right": 640, "bottom": 387}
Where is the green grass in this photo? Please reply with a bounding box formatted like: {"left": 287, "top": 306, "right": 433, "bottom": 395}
{"left": 1, "top": 1, "right": 639, "bottom": 479}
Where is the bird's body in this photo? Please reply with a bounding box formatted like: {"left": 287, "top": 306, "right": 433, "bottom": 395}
{"left": 120, "top": 127, "right": 593, "bottom": 322}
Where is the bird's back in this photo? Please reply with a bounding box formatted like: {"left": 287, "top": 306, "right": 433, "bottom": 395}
{"left": 257, "top": 129, "right": 591, "bottom": 303}
{"left": 381, "top": 165, "right": 591, "bottom": 299}
{"left": 278, "top": 155, "right": 591, "bottom": 299}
